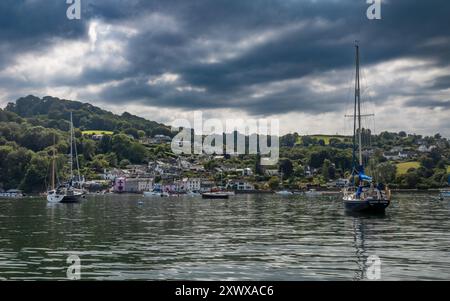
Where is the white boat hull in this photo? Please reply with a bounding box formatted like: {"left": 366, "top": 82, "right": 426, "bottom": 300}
{"left": 47, "top": 190, "right": 83, "bottom": 203}
{"left": 275, "top": 191, "right": 293, "bottom": 195}
{"left": 186, "top": 192, "right": 201, "bottom": 197}
{"left": 0, "top": 193, "right": 24, "bottom": 199}
{"left": 143, "top": 191, "right": 170, "bottom": 197}
{"left": 305, "top": 190, "right": 322, "bottom": 197}
{"left": 440, "top": 190, "right": 450, "bottom": 198}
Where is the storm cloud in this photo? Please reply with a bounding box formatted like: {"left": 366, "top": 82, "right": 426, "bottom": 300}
{"left": 0, "top": 0, "right": 449, "bottom": 135}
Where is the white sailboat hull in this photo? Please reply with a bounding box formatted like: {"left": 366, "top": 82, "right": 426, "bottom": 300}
{"left": 47, "top": 189, "right": 83, "bottom": 203}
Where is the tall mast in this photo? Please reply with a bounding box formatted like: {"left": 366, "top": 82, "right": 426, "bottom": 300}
{"left": 352, "top": 45, "right": 357, "bottom": 173}
{"left": 51, "top": 134, "right": 56, "bottom": 190}
{"left": 70, "top": 112, "right": 74, "bottom": 180}
{"left": 355, "top": 43, "right": 363, "bottom": 167}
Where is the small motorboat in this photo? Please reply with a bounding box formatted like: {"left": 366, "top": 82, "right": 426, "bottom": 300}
{"left": 201, "top": 192, "right": 230, "bottom": 199}
{"left": 440, "top": 190, "right": 450, "bottom": 198}
{"left": 275, "top": 190, "right": 293, "bottom": 195}
{"left": 0, "top": 190, "right": 24, "bottom": 199}
{"left": 143, "top": 190, "right": 170, "bottom": 197}
{"left": 304, "top": 189, "right": 322, "bottom": 197}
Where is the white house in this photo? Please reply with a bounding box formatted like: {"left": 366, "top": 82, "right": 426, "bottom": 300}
{"left": 383, "top": 151, "right": 409, "bottom": 161}
{"left": 138, "top": 179, "right": 154, "bottom": 192}
{"left": 153, "top": 135, "right": 172, "bottom": 143}
{"left": 332, "top": 178, "right": 349, "bottom": 188}
{"left": 92, "top": 134, "right": 104, "bottom": 140}
{"left": 236, "top": 168, "right": 253, "bottom": 176}
{"left": 103, "top": 168, "right": 124, "bottom": 180}
{"left": 173, "top": 178, "right": 201, "bottom": 192}
{"left": 186, "top": 178, "right": 201, "bottom": 191}
{"left": 227, "top": 181, "right": 254, "bottom": 191}
{"left": 418, "top": 145, "right": 436, "bottom": 153}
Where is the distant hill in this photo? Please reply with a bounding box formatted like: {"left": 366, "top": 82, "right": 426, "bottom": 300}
{"left": 4, "top": 95, "right": 172, "bottom": 137}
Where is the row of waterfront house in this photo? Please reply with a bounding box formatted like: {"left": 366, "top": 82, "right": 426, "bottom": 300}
{"left": 110, "top": 177, "right": 256, "bottom": 194}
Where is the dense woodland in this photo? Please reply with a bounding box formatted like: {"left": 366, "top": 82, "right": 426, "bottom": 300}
{"left": 0, "top": 95, "right": 449, "bottom": 193}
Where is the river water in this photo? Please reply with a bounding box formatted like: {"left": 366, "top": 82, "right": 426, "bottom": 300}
{"left": 0, "top": 193, "right": 449, "bottom": 280}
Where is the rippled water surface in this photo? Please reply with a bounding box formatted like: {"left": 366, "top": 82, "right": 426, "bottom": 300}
{"left": 1, "top": 193, "right": 450, "bottom": 280}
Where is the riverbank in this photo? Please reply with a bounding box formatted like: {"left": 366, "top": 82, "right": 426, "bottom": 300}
{"left": 391, "top": 189, "right": 442, "bottom": 193}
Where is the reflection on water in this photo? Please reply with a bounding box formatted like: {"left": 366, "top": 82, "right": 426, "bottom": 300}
{"left": 352, "top": 218, "right": 367, "bottom": 281}
{"left": 0, "top": 193, "right": 450, "bottom": 280}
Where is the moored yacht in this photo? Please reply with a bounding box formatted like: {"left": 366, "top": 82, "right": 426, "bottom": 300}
{"left": 47, "top": 185, "right": 84, "bottom": 203}
{"left": 342, "top": 43, "right": 391, "bottom": 214}
{"left": 46, "top": 113, "right": 85, "bottom": 204}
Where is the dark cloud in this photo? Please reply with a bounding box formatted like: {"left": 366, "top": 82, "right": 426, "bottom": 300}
{"left": 406, "top": 99, "right": 450, "bottom": 110}
{"left": 429, "top": 75, "right": 450, "bottom": 91}
{"left": 0, "top": 0, "right": 87, "bottom": 68}
{"left": 95, "top": 0, "right": 450, "bottom": 114}
{"left": 1, "top": 0, "right": 450, "bottom": 118}
{"left": 0, "top": 0, "right": 85, "bottom": 41}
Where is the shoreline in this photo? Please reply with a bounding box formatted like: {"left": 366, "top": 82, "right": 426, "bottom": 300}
{"left": 3, "top": 189, "right": 444, "bottom": 199}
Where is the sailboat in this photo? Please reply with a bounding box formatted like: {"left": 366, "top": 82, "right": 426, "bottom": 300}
{"left": 47, "top": 112, "right": 85, "bottom": 203}
{"left": 342, "top": 43, "right": 391, "bottom": 213}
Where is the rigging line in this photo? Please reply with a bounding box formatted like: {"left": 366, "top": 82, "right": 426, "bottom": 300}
{"left": 70, "top": 113, "right": 73, "bottom": 179}
{"left": 45, "top": 152, "right": 51, "bottom": 191}
{"left": 360, "top": 56, "right": 378, "bottom": 179}
{"left": 344, "top": 64, "right": 356, "bottom": 136}
{"left": 56, "top": 156, "right": 60, "bottom": 186}
{"left": 69, "top": 112, "right": 81, "bottom": 183}
{"left": 360, "top": 59, "right": 376, "bottom": 123}
{"left": 74, "top": 130, "right": 81, "bottom": 182}
{"left": 359, "top": 51, "right": 375, "bottom": 141}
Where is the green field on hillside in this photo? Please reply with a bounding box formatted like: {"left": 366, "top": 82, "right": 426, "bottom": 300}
{"left": 396, "top": 161, "right": 420, "bottom": 175}
{"left": 82, "top": 130, "right": 114, "bottom": 135}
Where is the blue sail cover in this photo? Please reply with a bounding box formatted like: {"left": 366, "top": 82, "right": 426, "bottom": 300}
{"left": 359, "top": 172, "right": 372, "bottom": 182}
{"left": 357, "top": 165, "right": 372, "bottom": 182}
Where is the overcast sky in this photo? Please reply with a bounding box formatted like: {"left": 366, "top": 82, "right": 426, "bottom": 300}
{"left": 0, "top": 0, "right": 449, "bottom": 136}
